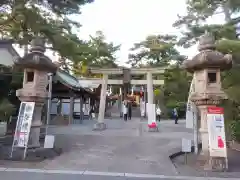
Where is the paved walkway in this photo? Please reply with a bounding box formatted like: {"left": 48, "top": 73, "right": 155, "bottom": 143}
{"left": 0, "top": 168, "right": 239, "bottom": 180}
{"left": 35, "top": 118, "right": 192, "bottom": 175}
{"left": 0, "top": 118, "right": 192, "bottom": 176}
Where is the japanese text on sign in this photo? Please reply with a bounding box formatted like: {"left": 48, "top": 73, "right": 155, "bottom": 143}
{"left": 207, "top": 107, "right": 227, "bottom": 157}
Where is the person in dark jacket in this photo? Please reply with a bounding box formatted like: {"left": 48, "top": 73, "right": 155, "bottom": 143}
{"left": 173, "top": 108, "right": 178, "bottom": 124}
{"left": 128, "top": 102, "right": 132, "bottom": 120}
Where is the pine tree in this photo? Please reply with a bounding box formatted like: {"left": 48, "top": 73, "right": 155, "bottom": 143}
{"left": 72, "top": 31, "right": 120, "bottom": 77}
{"left": 0, "top": 0, "right": 94, "bottom": 61}
{"left": 127, "top": 34, "right": 184, "bottom": 67}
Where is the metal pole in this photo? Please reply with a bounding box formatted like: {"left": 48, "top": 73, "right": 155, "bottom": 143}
{"left": 46, "top": 73, "right": 53, "bottom": 135}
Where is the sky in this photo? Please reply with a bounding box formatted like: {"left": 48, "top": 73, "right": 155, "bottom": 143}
{"left": 73, "top": 0, "right": 225, "bottom": 66}
{"left": 75, "top": 0, "right": 188, "bottom": 66}
{"left": 15, "top": 0, "right": 226, "bottom": 66}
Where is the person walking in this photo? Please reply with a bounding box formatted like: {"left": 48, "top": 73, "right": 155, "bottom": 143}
{"left": 90, "top": 106, "right": 95, "bottom": 120}
{"left": 173, "top": 108, "right": 178, "bottom": 124}
{"left": 128, "top": 102, "right": 132, "bottom": 120}
{"left": 120, "top": 101, "right": 124, "bottom": 117}
{"left": 123, "top": 101, "right": 128, "bottom": 121}
{"left": 156, "top": 106, "right": 161, "bottom": 122}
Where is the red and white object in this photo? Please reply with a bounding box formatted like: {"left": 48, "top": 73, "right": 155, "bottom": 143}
{"left": 147, "top": 103, "right": 157, "bottom": 128}
{"left": 207, "top": 106, "right": 227, "bottom": 157}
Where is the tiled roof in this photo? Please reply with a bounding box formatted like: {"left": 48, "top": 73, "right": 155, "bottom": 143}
{"left": 55, "top": 70, "right": 94, "bottom": 94}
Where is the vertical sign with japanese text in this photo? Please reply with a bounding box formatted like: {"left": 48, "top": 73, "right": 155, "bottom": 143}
{"left": 13, "top": 102, "right": 35, "bottom": 147}
{"left": 207, "top": 106, "right": 227, "bottom": 157}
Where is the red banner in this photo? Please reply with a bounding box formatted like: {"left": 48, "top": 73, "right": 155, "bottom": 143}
{"left": 207, "top": 106, "right": 224, "bottom": 114}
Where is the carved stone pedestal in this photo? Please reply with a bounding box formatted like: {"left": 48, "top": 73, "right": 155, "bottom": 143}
{"left": 208, "top": 157, "right": 228, "bottom": 171}
{"left": 28, "top": 103, "right": 43, "bottom": 148}
{"left": 29, "top": 127, "right": 41, "bottom": 148}
{"left": 198, "top": 152, "right": 227, "bottom": 171}
{"left": 148, "top": 127, "right": 159, "bottom": 132}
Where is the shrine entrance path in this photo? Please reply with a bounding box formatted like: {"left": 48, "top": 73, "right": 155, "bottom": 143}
{"left": 0, "top": 119, "right": 192, "bottom": 176}
{"left": 35, "top": 119, "right": 192, "bottom": 175}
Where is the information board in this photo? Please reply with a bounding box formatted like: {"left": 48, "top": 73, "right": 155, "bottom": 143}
{"left": 44, "top": 135, "right": 55, "bottom": 149}
{"left": 186, "top": 102, "right": 193, "bottom": 129}
{"left": 207, "top": 106, "right": 227, "bottom": 157}
{"left": 182, "top": 138, "right": 192, "bottom": 152}
{"left": 12, "top": 102, "right": 35, "bottom": 148}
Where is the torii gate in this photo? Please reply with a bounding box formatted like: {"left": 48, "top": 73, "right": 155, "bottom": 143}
{"left": 88, "top": 67, "right": 165, "bottom": 131}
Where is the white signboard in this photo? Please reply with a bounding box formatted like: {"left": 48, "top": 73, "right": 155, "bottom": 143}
{"left": 44, "top": 135, "right": 55, "bottom": 149}
{"left": 13, "top": 102, "right": 35, "bottom": 147}
{"left": 207, "top": 107, "right": 227, "bottom": 157}
{"left": 186, "top": 109, "right": 193, "bottom": 129}
{"left": 186, "top": 103, "right": 198, "bottom": 129}
{"left": 182, "top": 138, "right": 192, "bottom": 152}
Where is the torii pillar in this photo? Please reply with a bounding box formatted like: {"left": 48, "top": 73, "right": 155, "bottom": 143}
{"left": 93, "top": 73, "right": 108, "bottom": 130}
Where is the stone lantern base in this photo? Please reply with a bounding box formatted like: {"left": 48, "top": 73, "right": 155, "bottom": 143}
{"left": 28, "top": 102, "right": 44, "bottom": 148}
{"left": 208, "top": 157, "right": 228, "bottom": 171}
{"left": 192, "top": 98, "right": 228, "bottom": 171}
{"left": 197, "top": 151, "right": 228, "bottom": 171}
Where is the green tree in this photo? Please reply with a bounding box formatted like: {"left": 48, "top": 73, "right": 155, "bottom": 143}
{"left": 73, "top": 31, "right": 121, "bottom": 77}
{"left": 128, "top": 34, "right": 185, "bottom": 67}
{"left": 173, "top": 0, "right": 240, "bottom": 48}
{"left": 0, "top": 0, "right": 93, "bottom": 60}
{"left": 163, "top": 66, "right": 191, "bottom": 117}
{"left": 0, "top": 65, "right": 22, "bottom": 121}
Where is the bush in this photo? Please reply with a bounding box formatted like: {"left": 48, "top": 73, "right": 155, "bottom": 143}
{"left": 0, "top": 98, "right": 15, "bottom": 122}
{"left": 231, "top": 120, "right": 240, "bottom": 142}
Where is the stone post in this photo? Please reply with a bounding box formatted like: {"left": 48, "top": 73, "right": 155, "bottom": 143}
{"left": 93, "top": 73, "right": 108, "bottom": 130}
{"left": 147, "top": 72, "right": 153, "bottom": 104}
{"left": 69, "top": 96, "right": 74, "bottom": 124}
{"left": 198, "top": 105, "right": 209, "bottom": 155}
{"left": 146, "top": 72, "right": 158, "bottom": 132}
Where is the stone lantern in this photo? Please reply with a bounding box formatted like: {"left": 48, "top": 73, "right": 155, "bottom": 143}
{"left": 183, "top": 32, "right": 232, "bottom": 168}
{"left": 15, "top": 37, "right": 57, "bottom": 147}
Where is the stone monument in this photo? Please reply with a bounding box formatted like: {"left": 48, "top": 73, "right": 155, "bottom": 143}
{"left": 183, "top": 32, "right": 232, "bottom": 170}
{"left": 15, "top": 37, "right": 57, "bottom": 147}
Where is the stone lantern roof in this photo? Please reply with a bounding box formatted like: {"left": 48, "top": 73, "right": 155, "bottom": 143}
{"left": 182, "top": 32, "right": 232, "bottom": 73}
{"left": 15, "top": 37, "right": 57, "bottom": 72}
